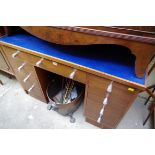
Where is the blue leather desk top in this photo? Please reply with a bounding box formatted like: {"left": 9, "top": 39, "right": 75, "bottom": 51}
{"left": 0, "top": 33, "right": 146, "bottom": 85}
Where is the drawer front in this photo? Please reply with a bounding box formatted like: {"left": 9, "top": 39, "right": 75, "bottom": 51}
{"left": 38, "top": 59, "right": 86, "bottom": 84}
{"left": 2, "top": 46, "right": 86, "bottom": 84}
{"left": 2, "top": 46, "right": 47, "bottom": 103}
{"left": 85, "top": 74, "right": 139, "bottom": 128}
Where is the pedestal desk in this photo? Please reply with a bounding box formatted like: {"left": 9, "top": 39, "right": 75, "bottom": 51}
{"left": 0, "top": 33, "right": 148, "bottom": 128}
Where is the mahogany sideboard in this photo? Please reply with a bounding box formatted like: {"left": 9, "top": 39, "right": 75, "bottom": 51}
{"left": 0, "top": 33, "right": 148, "bottom": 128}
{"left": 21, "top": 26, "right": 155, "bottom": 78}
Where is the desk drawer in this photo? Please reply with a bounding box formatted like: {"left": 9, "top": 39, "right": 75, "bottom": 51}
{"left": 2, "top": 46, "right": 47, "bottom": 103}
{"left": 2, "top": 46, "right": 87, "bottom": 84}
{"left": 85, "top": 74, "right": 139, "bottom": 128}
{"left": 38, "top": 59, "right": 86, "bottom": 84}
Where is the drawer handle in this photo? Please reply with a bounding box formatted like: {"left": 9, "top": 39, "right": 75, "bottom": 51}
{"left": 52, "top": 61, "right": 58, "bottom": 66}
{"left": 103, "top": 97, "right": 108, "bottom": 105}
{"left": 97, "top": 81, "right": 113, "bottom": 124}
{"left": 97, "top": 117, "right": 102, "bottom": 124}
{"left": 97, "top": 101, "right": 107, "bottom": 124}
{"left": 12, "top": 50, "right": 20, "bottom": 58}
{"left": 99, "top": 107, "right": 105, "bottom": 116}
{"left": 23, "top": 72, "right": 32, "bottom": 83}
{"left": 107, "top": 81, "right": 113, "bottom": 93}
{"left": 27, "top": 84, "right": 35, "bottom": 93}
{"left": 36, "top": 58, "right": 44, "bottom": 66}
{"left": 17, "top": 62, "right": 26, "bottom": 71}
{"left": 97, "top": 107, "right": 105, "bottom": 123}
{"left": 97, "top": 106, "right": 105, "bottom": 123}
{"left": 69, "top": 69, "right": 77, "bottom": 79}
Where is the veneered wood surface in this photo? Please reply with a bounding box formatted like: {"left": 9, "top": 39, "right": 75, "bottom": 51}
{"left": 21, "top": 26, "right": 155, "bottom": 78}
{"left": 84, "top": 74, "right": 139, "bottom": 128}
{"left": 2, "top": 46, "right": 47, "bottom": 103}
{"left": 2, "top": 46, "right": 87, "bottom": 84}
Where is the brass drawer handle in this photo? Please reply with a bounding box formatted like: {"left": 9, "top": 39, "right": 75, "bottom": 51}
{"left": 23, "top": 72, "right": 32, "bottom": 83}
{"left": 69, "top": 69, "right": 77, "bottom": 79}
{"left": 17, "top": 62, "right": 26, "bottom": 71}
{"left": 36, "top": 58, "right": 44, "bottom": 66}
{"left": 27, "top": 84, "right": 35, "bottom": 93}
{"left": 12, "top": 50, "right": 20, "bottom": 58}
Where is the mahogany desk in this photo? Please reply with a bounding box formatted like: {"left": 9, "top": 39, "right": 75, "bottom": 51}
{"left": 0, "top": 33, "right": 147, "bottom": 128}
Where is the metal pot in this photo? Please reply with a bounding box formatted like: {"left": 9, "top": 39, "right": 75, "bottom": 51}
{"left": 46, "top": 77, "right": 84, "bottom": 122}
